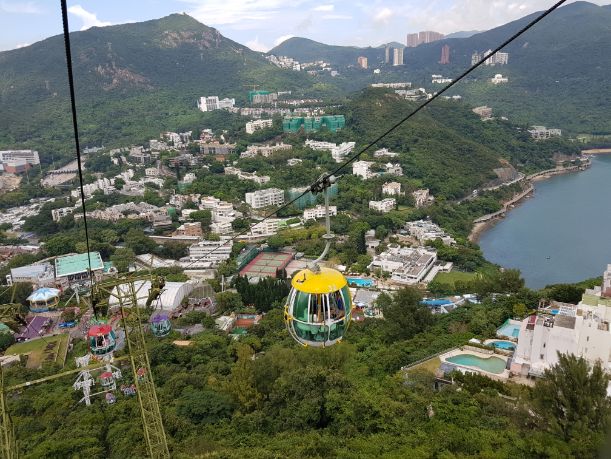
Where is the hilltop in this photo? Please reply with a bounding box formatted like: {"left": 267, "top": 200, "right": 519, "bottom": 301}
{"left": 0, "top": 14, "right": 313, "bottom": 160}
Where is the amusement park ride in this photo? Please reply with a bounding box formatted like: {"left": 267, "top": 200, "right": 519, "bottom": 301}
{"left": 0, "top": 273, "right": 173, "bottom": 458}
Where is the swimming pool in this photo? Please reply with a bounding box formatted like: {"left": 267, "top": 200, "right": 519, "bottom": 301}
{"left": 487, "top": 340, "right": 516, "bottom": 350}
{"left": 346, "top": 277, "right": 375, "bottom": 287}
{"left": 422, "top": 298, "right": 454, "bottom": 307}
{"left": 446, "top": 354, "right": 507, "bottom": 374}
{"left": 497, "top": 319, "right": 521, "bottom": 338}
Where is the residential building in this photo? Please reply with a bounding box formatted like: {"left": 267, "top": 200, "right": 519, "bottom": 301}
{"left": 369, "top": 198, "right": 396, "bottom": 213}
{"left": 374, "top": 148, "right": 399, "bottom": 158}
{"left": 353, "top": 161, "right": 376, "bottom": 179}
{"left": 283, "top": 115, "right": 346, "bottom": 133}
{"left": 200, "top": 141, "right": 235, "bottom": 157}
{"left": 393, "top": 47, "right": 404, "bottom": 66}
{"left": 128, "top": 148, "right": 152, "bottom": 164}
{"left": 51, "top": 207, "right": 76, "bottom": 222}
{"left": 406, "top": 33, "right": 419, "bottom": 48}
{"left": 491, "top": 74, "right": 508, "bottom": 84}
{"left": 197, "top": 96, "right": 235, "bottom": 112}
{"left": 385, "top": 163, "right": 403, "bottom": 176}
{"left": 472, "top": 49, "right": 509, "bottom": 66}
{"left": 145, "top": 167, "right": 159, "bottom": 177}
{"left": 419, "top": 31, "right": 444, "bottom": 44}
{"left": 248, "top": 91, "right": 278, "bottom": 104}
{"left": 432, "top": 75, "right": 452, "bottom": 84}
{"left": 439, "top": 44, "right": 450, "bottom": 64}
{"left": 395, "top": 88, "right": 431, "bottom": 101}
{"left": 225, "top": 167, "right": 270, "bottom": 184}
{"left": 182, "top": 172, "right": 196, "bottom": 184}
{"left": 406, "top": 219, "right": 456, "bottom": 246}
{"left": 382, "top": 182, "right": 402, "bottom": 196}
{"left": 511, "top": 266, "right": 611, "bottom": 378}
{"left": 472, "top": 106, "right": 493, "bottom": 120}
{"left": 249, "top": 219, "right": 283, "bottom": 237}
{"left": 357, "top": 56, "right": 368, "bottom": 69}
{"left": 210, "top": 221, "right": 233, "bottom": 235}
{"left": 369, "top": 246, "right": 437, "bottom": 284}
{"left": 173, "top": 222, "right": 203, "bottom": 237}
{"left": 189, "top": 237, "right": 233, "bottom": 266}
{"left": 528, "top": 126, "right": 562, "bottom": 140}
{"left": 412, "top": 188, "right": 431, "bottom": 208}
{"left": 244, "top": 143, "right": 292, "bottom": 157}
{"left": 303, "top": 205, "right": 337, "bottom": 221}
{"left": 246, "top": 119, "right": 273, "bottom": 134}
{"left": 304, "top": 140, "right": 355, "bottom": 162}
{"left": 287, "top": 158, "right": 303, "bottom": 166}
{"left": 245, "top": 188, "right": 285, "bottom": 209}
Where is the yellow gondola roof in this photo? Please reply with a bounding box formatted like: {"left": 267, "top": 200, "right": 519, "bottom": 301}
{"left": 291, "top": 267, "right": 347, "bottom": 294}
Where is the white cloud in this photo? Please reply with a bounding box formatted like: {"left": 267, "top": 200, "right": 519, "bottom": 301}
{"left": 245, "top": 36, "right": 269, "bottom": 52}
{"left": 0, "top": 1, "right": 42, "bottom": 14}
{"left": 180, "top": 0, "right": 307, "bottom": 26}
{"left": 373, "top": 7, "right": 393, "bottom": 25}
{"left": 312, "top": 4, "right": 334, "bottom": 12}
{"left": 274, "top": 34, "right": 295, "bottom": 46}
{"left": 322, "top": 14, "right": 352, "bottom": 20}
{"left": 68, "top": 5, "right": 112, "bottom": 31}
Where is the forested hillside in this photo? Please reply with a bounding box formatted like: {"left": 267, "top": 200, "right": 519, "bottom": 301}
{"left": 271, "top": 2, "right": 611, "bottom": 134}
{"left": 0, "top": 14, "right": 314, "bottom": 160}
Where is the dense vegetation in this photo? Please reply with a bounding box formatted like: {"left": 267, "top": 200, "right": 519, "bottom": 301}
{"left": 3, "top": 281, "right": 610, "bottom": 458}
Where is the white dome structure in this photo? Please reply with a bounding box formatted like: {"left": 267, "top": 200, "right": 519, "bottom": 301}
{"left": 109, "top": 280, "right": 200, "bottom": 311}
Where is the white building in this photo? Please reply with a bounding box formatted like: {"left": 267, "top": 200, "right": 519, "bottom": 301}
{"left": 189, "top": 237, "right": 233, "bottom": 266}
{"left": 303, "top": 205, "right": 337, "bottom": 221}
{"left": 145, "top": 167, "right": 159, "bottom": 177}
{"left": 225, "top": 167, "right": 270, "bottom": 184}
{"left": 353, "top": 161, "right": 376, "bottom": 179}
{"left": 405, "top": 219, "right": 455, "bottom": 246}
{"left": 385, "top": 163, "right": 403, "bottom": 176}
{"left": 528, "top": 126, "right": 562, "bottom": 140}
{"left": 412, "top": 189, "right": 431, "bottom": 208}
{"left": 304, "top": 140, "right": 355, "bottom": 163}
{"left": 432, "top": 75, "right": 453, "bottom": 84}
{"left": 472, "top": 106, "right": 493, "bottom": 120}
{"left": 374, "top": 148, "right": 399, "bottom": 158}
{"left": 245, "top": 188, "right": 285, "bottom": 209}
{"left": 210, "top": 221, "right": 233, "bottom": 235}
{"left": 369, "top": 246, "right": 437, "bottom": 285}
{"left": 382, "top": 182, "right": 402, "bottom": 196}
{"left": 287, "top": 158, "right": 303, "bottom": 166}
{"left": 245, "top": 143, "right": 292, "bottom": 157}
{"left": 246, "top": 119, "right": 273, "bottom": 134}
{"left": 369, "top": 198, "right": 396, "bottom": 213}
{"left": 197, "top": 96, "right": 235, "bottom": 112}
{"left": 511, "top": 266, "right": 611, "bottom": 378}
{"left": 491, "top": 74, "right": 508, "bottom": 84}
{"left": 51, "top": 206, "right": 76, "bottom": 222}
{"left": 0, "top": 150, "right": 40, "bottom": 166}
{"left": 249, "top": 219, "right": 282, "bottom": 237}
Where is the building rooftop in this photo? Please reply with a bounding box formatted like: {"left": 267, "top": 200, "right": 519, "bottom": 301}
{"left": 55, "top": 252, "right": 104, "bottom": 277}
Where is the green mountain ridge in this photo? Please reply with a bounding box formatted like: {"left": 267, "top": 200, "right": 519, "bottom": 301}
{"left": 270, "top": 1, "right": 611, "bottom": 134}
{"left": 0, "top": 14, "right": 314, "bottom": 158}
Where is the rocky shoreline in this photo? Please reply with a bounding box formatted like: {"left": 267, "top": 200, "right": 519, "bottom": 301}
{"left": 468, "top": 161, "right": 591, "bottom": 243}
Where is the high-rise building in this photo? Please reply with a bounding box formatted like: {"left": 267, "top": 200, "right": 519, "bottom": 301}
{"left": 392, "top": 47, "right": 404, "bottom": 66}
{"left": 419, "top": 31, "right": 444, "bottom": 44}
{"left": 384, "top": 46, "right": 391, "bottom": 64}
{"left": 439, "top": 44, "right": 450, "bottom": 64}
{"left": 357, "top": 56, "right": 368, "bottom": 69}
{"left": 406, "top": 33, "right": 419, "bottom": 48}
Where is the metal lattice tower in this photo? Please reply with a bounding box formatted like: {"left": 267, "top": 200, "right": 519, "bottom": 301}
{"left": 94, "top": 277, "right": 169, "bottom": 458}
{"left": 0, "top": 302, "right": 21, "bottom": 459}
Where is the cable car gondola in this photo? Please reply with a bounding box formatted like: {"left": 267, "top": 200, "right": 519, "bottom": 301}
{"left": 88, "top": 324, "right": 117, "bottom": 357}
{"left": 150, "top": 313, "right": 171, "bottom": 337}
{"left": 285, "top": 266, "right": 352, "bottom": 347}
{"left": 284, "top": 175, "right": 353, "bottom": 347}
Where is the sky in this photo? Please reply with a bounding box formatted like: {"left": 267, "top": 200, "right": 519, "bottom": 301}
{"left": 0, "top": 0, "right": 608, "bottom": 52}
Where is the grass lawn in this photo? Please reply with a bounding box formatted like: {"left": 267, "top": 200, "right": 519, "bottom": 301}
{"left": 6, "top": 334, "right": 70, "bottom": 369}
{"left": 405, "top": 356, "right": 441, "bottom": 375}
{"left": 434, "top": 271, "right": 478, "bottom": 286}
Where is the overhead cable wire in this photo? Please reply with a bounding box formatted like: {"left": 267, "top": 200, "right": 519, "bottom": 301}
{"left": 153, "top": 0, "right": 568, "bottom": 269}
{"left": 60, "top": 0, "right": 96, "bottom": 311}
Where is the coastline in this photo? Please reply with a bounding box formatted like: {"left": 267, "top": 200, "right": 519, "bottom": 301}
{"left": 468, "top": 161, "right": 591, "bottom": 243}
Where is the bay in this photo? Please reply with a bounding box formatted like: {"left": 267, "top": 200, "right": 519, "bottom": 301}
{"left": 479, "top": 155, "right": 611, "bottom": 289}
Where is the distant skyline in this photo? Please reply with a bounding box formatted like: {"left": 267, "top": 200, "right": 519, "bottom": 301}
{"left": 0, "top": 0, "right": 609, "bottom": 52}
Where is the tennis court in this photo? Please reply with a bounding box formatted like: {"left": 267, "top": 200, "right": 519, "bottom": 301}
{"left": 239, "top": 252, "right": 293, "bottom": 278}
